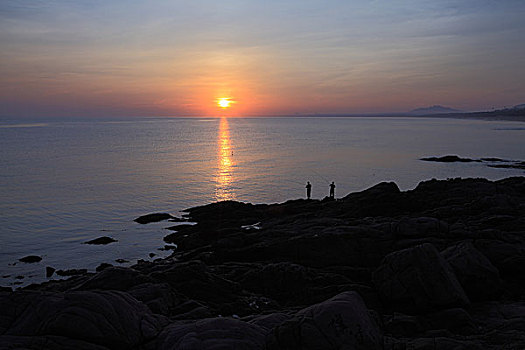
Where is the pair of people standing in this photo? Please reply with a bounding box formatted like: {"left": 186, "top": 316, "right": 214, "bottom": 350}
{"left": 305, "top": 181, "right": 335, "bottom": 199}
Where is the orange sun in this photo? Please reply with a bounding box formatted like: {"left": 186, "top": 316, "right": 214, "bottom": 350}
{"left": 217, "top": 98, "right": 233, "bottom": 108}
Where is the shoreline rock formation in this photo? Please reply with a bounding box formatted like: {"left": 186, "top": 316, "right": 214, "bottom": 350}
{"left": 1, "top": 177, "right": 524, "bottom": 349}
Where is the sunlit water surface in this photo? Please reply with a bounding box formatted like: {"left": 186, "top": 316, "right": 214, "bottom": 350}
{"left": 1, "top": 117, "right": 524, "bottom": 287}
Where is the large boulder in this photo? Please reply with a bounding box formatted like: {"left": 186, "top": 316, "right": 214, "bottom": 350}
{"left": 267, "top": 291, "right": 382, "bottom": 350}
{"left": 155, "top": 318, "right": 267, "bottom": 350}
{"left": 441, "top": 241, "right": 501, "bottom": 300}
{"left": 0, "top": 290, "right": 167, "bottom": 349}
{"left": 373, "top": 243, "right": 469, "bottom": 311}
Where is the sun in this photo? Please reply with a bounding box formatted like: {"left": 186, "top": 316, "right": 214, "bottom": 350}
{"left": 217, "top": 98, "right": 233, "bottom": 108}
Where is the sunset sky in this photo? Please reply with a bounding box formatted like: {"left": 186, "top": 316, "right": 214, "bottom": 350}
{"left": 1, "top": 0, "right": 524, "bottom": 117}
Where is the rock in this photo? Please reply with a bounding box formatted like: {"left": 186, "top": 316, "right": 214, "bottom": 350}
{"left": 373, "top": 243, "right": 469, "bottom": 311}
{"left": 56, "top": 269, "right": 87, "bottom": 276}
{"left": 128, "top": 283, "right": 180, "bottom": 316}
{"left": 0, "top": 290, "right": 168, "bottom": 349}
{"left": 421, "top": 155, "right": 479, "bottom": 162}
{"left": 84, "top": 236, "right": 117, "bottom": 245}
{"left": 76, "top": 267, "right": 151, "bottom": 291}
{"left": 155, "top": 318, "right": 266, "bottom": 350}
{"left": 267, "top": 291, "right": 382, "bottom": 350}
{"left": 19, "top": 255, "right": 42, "bottom": 263}
{"left": 46, "top": 266, "right": 55, "bottom": 278}
{"left": 96, "top": 263, "right": 113, "bottom": 272}
{"left": 394, "top": 216, "right": 449, "bottom": 238}
{"left": 239, "top": 262, "right": 314, "bottom": 303}
{"left": 0, "top": 335, "right": 111, "bottom": 350}
{"left": 134, "top": 213, "right": 173, "bottom": 224}
{"left": 115, "top": 258, "right": 129, "bottom": 263}
{"left": 404, "top": 337, "right": 484, "bottom": 349}
{"left": 149, "top": 253, "right": 156, "bottom": 258}
{"left": 148, "top": 260, "right": 241, "bottom": 306}
{"left": 442, "top": 241, "right": 501, "bottom": 300}
{"left": 423, "top": 308, "right": 477, "bottom": 335}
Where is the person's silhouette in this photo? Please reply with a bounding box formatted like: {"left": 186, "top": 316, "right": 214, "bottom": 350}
{"left": 329, "top": 182, "right": 335, "bottom": 199}
{"left": 305, "top": 181, "right": 312, "bottom": 199}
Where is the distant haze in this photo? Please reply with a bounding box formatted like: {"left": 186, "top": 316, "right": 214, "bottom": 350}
{"left": 1, "top": 1, "right": 525, "bottom": 117}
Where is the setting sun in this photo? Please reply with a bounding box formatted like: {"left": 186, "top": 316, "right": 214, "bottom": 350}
{"left": 217, "top": 98, "right": 233, "bottom": 108}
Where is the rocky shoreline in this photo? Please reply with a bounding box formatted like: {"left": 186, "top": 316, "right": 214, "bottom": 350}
{"left": 1, "top": 177, "right": 525, "bottom": 349}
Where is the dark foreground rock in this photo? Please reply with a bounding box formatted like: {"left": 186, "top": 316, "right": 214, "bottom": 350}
{"left": 2, "top": 177, "right": 525, "bottom": 349}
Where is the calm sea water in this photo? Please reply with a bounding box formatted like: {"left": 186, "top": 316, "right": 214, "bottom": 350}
{"left": 1, "top": 116, "right": 524, "bottom": 287}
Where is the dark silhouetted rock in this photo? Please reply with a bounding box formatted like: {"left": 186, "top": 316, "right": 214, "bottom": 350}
{"left": 95, "top": 263, "right": 113, "bottom": 272}
{"left": 134, "top": 213, "right": 173, "bottom": 224}
{"left": 267, "top": 291, "right": 383, "bottom": 350}
{"left": 442, "top": 241, "right": 501, "bottom": 301}
{"left": 115, "top": 258, "right": 129, "bottom": 263}
{"left": 56, "top": 269, "right": 87, "bottom": 276}
{"left": 46, "top": 266, "right": 55, "bottom": 278}
{"left": 76, "top": 267, "right": 151, "bottom": 291}
{"left": 84, "top": 236, "right": 117, "bottom": 245}
{"left": 19, "top": 255, "right": 42, "bottom": 263}
{"left": 421, "top": 155, "right": 479, "bottom": 163}
{"left": 373, "top": 243, "right": 469, "bottom": 311}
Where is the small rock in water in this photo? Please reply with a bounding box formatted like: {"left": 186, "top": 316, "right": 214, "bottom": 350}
{"left": 19, "top": 255, "right": 42, "bottom": 263}
{"left": 45, "top": 266, "right": 55, "bottom": 278}
{"left": 158, "top": 244, "right": 177, "bottom": 251}
{"left": 115, "top": 258, "right": 129, "bottom": 264}
{"left": 56, "top": 269, "right": 87, "bottom": 276}
{"left": 149, "top": 253, "right": 156, "bottom": 258}
{"left": 96, "top": 263, "right": 113, "bottom": 272}
{"left": 84, "top": 236, "right": 117, "bottom": 245}
{"left": 15, "top": 275, "right": 24, "bottom": 279}
{"left": 134, "top": 213, "right": 173, "bottom": 224}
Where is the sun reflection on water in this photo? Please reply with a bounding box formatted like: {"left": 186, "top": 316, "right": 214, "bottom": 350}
{"left": 215, "top": 117, "right": 235, "bottom": 201}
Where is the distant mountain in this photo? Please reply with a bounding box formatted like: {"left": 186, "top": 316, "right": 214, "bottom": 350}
{"left": 409, "top": 105, "right": 462, "bottom": 115}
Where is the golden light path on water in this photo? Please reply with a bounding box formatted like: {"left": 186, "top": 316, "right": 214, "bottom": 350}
{"left": 215, "top": 117, "right": 235, "bottom": 201}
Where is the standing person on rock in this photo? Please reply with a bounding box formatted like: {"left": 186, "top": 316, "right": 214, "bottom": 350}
{"left": 329, "top": 182, "right": 336, "bottom": 199}
{"left": 306, "top": 181, "right": 312, "bottom": 199}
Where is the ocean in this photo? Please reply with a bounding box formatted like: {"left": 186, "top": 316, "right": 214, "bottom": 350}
{"left": 1, "top": 116, "right": 524, "bottom": 287}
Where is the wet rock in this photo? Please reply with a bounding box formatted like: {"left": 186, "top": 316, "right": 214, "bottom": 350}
{"left": 134, "top": 213, "right": 173, "bottom": 224}
{"left": 267, "top": 291, "right": 383, "bottom": 350}
{"left": 19, "top": 255, "right": 42, "bottom": 263}
{"left": 373, "top": 243, "right": 469, "bottom": 311}
{"left": 84, "top": 236, "right": 117, "bottom": 245}
{"left": 115, "top": 258, "right": 129, "bottom": 263}
{"left": 46, "top": 266, "right": 55, "bottom": 278}
{"left": 442, "top": 241, "right": 501, "bottom": 300}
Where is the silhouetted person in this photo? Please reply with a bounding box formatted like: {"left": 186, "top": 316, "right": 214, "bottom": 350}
{"left": 329, "top": 182, "right": 335, "bottom": 199}
{"left": 305, "top": 181, "right": 312, "bottom": 199}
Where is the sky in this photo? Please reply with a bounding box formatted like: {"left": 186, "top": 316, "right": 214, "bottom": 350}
{"left": 1, "top": 0, "right": 524, "bottom": 117}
